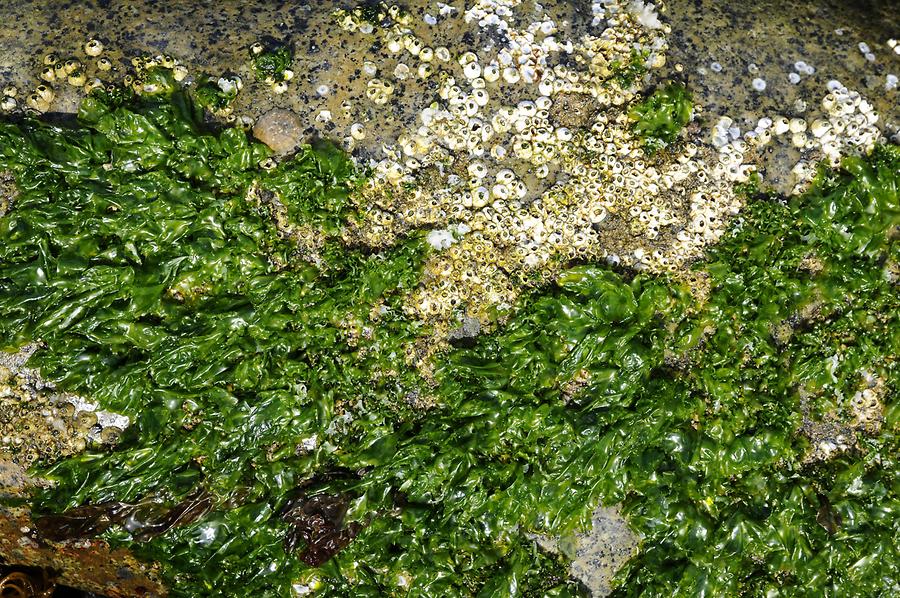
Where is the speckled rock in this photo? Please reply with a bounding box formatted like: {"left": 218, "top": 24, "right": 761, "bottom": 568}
{"left": 533, "top": 505, "right": 640, "bottom": 596}
{"left": 571, "top": 506, "right": 641, "bottom": 597}
{"left": 50, "top": 82, "right": 83, "bottom": 114}
{"left": 447, "top": 315, "right": 482, "bottom": 347}
{"left": 253, "top": 108, "right": 303, "bottom": 154}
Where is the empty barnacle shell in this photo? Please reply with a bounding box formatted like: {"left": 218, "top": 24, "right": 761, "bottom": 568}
{"left": 84, "top": 38, "right": 104, "bottom": 56}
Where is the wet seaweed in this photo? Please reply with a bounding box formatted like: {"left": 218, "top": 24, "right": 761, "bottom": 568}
{"left": 0, "top": 81, "right": 896, "bottom": 597}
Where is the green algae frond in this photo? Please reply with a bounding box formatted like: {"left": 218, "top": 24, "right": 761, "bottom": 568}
{"left": 0, "top": 80, "right": 897, "bottom": 597}
{"left": 251, "top": 45, "right": 293, "bottom": 83}
{"left": 628, "top": 83, "right": 693, "bottom": 153}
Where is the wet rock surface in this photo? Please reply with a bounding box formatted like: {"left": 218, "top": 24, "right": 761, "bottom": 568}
{"left": 533, "top": 505, "right": 641, "bottom": 597}
{"left": 661, "top": 0, "right": 900, "bottom": 191}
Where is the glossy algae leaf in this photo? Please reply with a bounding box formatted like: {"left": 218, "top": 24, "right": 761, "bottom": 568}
{"left": 613, "top": 146, "right": 899, "bottom": 596}
{"left": 628, "top": 83, "right": 692, "bottom": 153}
{"left": 251, "top": 44, "right": 293, "bottom": 82}
{"left": 2, "top": 78, "right": 898, "bottom": 597}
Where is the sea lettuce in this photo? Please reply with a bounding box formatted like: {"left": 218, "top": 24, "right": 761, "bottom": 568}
{"left": 0, "top": 85, "right": 896, "bottom": 597}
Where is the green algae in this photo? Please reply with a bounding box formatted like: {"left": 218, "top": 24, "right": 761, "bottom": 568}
{"left": 628, "top": 83, "right": 692, "bottom": 153}
{"left": 0, "top": 82, "right": 897, "bottom": 597}
{"left": 251, "top": 45, "right": 294, "bottom": 83}
{"left": 610, "top": 50, "right": 650, "bottom": 89}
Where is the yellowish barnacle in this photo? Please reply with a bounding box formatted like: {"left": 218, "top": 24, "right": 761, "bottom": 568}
{"left": 172, "top": 64, "right": 188, "bottom": 81}
{"left": 96, "top": 57, "right": 112, "bottom": 71}
{"left": 418, "top": 63, "right": 433, "bottom": 79}
{"left": 43, "top": 53, "right": 59, "bottom": 66}
{"left": 788, "top": 118, "right": 807, "bottom": 134}
{"left": 250, "top": 42, "right": 264, "bottom": 55}
{"left": 26, "top": 92, "right": 49, "bottom": 112}
{"left": 75, "top": 410, "right": 98, "bottom": 431}
{"left": 63, "top": 58, "right": 81, "bottom": 75}
{"left": 35, "top": 84, "right": 54, "bottom": 102}
{"left": 2, "top": 85, "right": 17, "bottom": 98}
{"left": 387, "top": 36, "right": 403, "bottom": 54}
{"left": 272, "top": 80, "right": 288, "bottom": 94}
{"left": 404, "top": 35, "right": 423, "bottom": 56}
{"left": 0, "top": 95, "right": 16, "bottom": 111}
{"left": 350, "top": 123, "right": 366, "bottom": 140}
{"left": 67, "top": 70, "right": 87, "bottom": 87}
{"left": 84, "top": 38, "right": 104, "bottom": 57}
{"left": 83, "top": 77, "right": 104, "bottom": 93}
{"left": 39, "top": 66, "right": 56, "bottom": 82}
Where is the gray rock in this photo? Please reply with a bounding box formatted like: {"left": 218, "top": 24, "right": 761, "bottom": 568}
{"left": 252, "top": 108, "right": 303, "bottom": 154}
{"left": 447, "top": 316, "right": 481, "bottom": 347}
{"left": 51, "top": 84, "right": 82, "bottom": 114}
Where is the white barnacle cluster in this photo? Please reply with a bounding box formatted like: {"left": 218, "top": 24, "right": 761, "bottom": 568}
{"left": 463, "top": 0, "right": 519, "bottom": 31}
{"left": 786, "top": 83, "right": 883, "bottom": 192}
{"left": 331, "top": 1, "right": 758, "bottom": 327}
{"left": 791, "top": 60, "right": 815, "bottom": 84}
